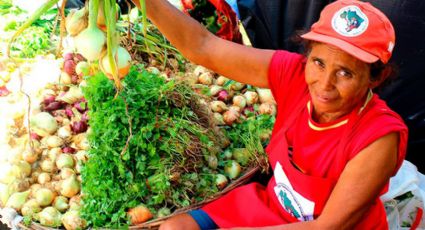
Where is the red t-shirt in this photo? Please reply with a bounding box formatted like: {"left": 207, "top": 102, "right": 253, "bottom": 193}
{"left": 202, "top": 50, "right": 408, "bottom": 229}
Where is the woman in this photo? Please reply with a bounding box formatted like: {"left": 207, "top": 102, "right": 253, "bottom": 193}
{"left": 131, "top": 0, "right": 408, "bottom": 229}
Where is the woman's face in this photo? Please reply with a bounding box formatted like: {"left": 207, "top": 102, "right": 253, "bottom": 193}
{"left": 305, "top": 42, "right": 372, "bottom": 123}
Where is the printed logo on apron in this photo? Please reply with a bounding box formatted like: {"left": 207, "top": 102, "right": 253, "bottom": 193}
{"left": 274, "top": 162, "right": 315, "bottom": 221}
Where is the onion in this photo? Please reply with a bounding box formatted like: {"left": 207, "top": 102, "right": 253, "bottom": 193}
{"left": 256, "top": 88, "right": 275, "bottom": 103}
{"left": 258, "top": 102, "right": 277, "bottom": 116}
{"left": 48, "top": 148, "right": 62, "bottom": 162}
{"left": 43, "top": 95, "right": 56, "bottom": 106}
{"left": 12, "top": 161, "right": 32, "bottom": 179}
{"left": 35, "top": 188, "right": 55, "bottom": 206}
{"left": 75, "top": 61, "right": 90, "bottom": 76}
{"left": 71, "top": 74, "right": 80, "bottom": 84}
{"left": 56, "top": 154, "right": 75, "bottom": 170}
{"left": 62, "top": 210, "right": 87, "bottom": 230}
{"left": 193, "top": 65, "right": 209, "bottom": 76}
{"left": 45, "top": 181, "right": 62, "bottom": 194}
{"left": 30, "top": 112, "right": 58, "bottom": 137}
{"left": 6, "top": 191, "right": 30, "bottom": 211}
{"left": 223, "top": 149, "right": 233, "bottom": 159}
{"left": 223, "top": 109, "right": 240, "bottom": 126}
{"left": 216, "top": 76, "right": 229, "bottom": 86}
{"left": 207, "top": 155, "right": 218, "bottom": 169}
{"left": 99, "top": 46, "right": 132, "bottom": 79}
{"left": 230, "top": 82, "right": 246, "bottom": 91}
{"left": 74, "top": 0, "right": 106, "bottom": 62}
{"left": 38, "top": 173, "right": 51, "bottom": 184}
{"left": 146, "top": 66, "right": 160, "bottom": 75}
{"left": 215, "top": 174, "right": 228, "bottom": 190}
{"left": 242, "top": 106, "right": 255, "bottom": 116}
{"left": 63, "top": 59, "right": 76, "bottom": 76}
{"left": 232, "top": 95, "right": 247, "bottom": 109}
{"left": 60, "top": 168, "right": 76, "bottom": 180}
{"left": 60, "top": 72, "right": 73, "bottom": 85}
{"left": 53, "top": 196, "right": 69, "bottom": 213}
{"left": 65, "top": 106, "right": 74, "bottom": 117}
{"left": 198, "top": 72, "right": 214, "bottom": 85}
{"left": 63, "top": 53, "right": 74, "bottom": 61}
{"left": 157, "top": 207, "right": 171, "bottom": 218}
{"left": 259, "top": 129, "right": 272, "bottom": 142}
{"left": 71, "top": 120, "right": 88, "bottom": 134}
{"left": 21, "top": 199, "right": 42, "bottom": 217}
{"left": 46, "top": 135, "right": 64, "bottom": 148}
{"left": 36, "top": 207, "right": 62, "bottom": 227}
{"left": 217, "top": 90, "right": 230, "bottom": 102}
{"left": 62, "top": 146, "right": 76, "bottom": 154}
{"left": 73, "top": 133, "right": 90, "bottom": 150}
{"left": 213, "top": 112, "right": 225, "bottom": 125}
{"left": 96, "top": 2, "right": 118, "bottom": 31}
{"left": 228, "top": 105, "right": 242, "bottom": 113}
{"left": 69, "top": 195, "right": 82, "bottom": 211}
{"left": 58, "top": 125, "right": 72, "bottom": 139}
{"left": 40, "top": 159, "right": 56, "bottom": 173}
{"left": 75, "top": 161, "right": 83, "bottom": 174}
{"left": 232, "top": 148, "right": 251, "bottom": 166}
{"left": 29, "top": 184, "right": 42, "bottom": 198}
{"left": 8, "top": 179, "right": 30, "bottom": 192}
{"left": 73, "top": 99, "right": 87, "bottom": 113}
{"left": 44, "top": 101, "right": 65, "bottom": 112}
{"left": 57, "top": 86, "right": 84, "bottom": 104}
{"left": 74, "top": 150, "right": 88, "bottom": 162}
{"left": 209, "top": 85, "right": 223, "bottom": 96}
{"left": 60, "top": 176, "right": 80, "bottom": 198}
{"left": 224, "top": 160, "right": 241, "bottom": 179}
{"left": 30, "top": 132, "right": 42, "bottom": 141}
{"left": 65, "top": 7, "right": 88, "bottom": 36}
{"left": 244, "top": 91, "right": 259, "bottom": 105}
{"left": 210, "top": 100, "right": 227, "bottom": 113}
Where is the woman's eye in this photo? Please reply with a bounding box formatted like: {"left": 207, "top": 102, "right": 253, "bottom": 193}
{"left": 313, "top": 59, "right": 324, "bottom": 68}
{"left": 337, "top": 70, "right": 353, "bottom": 78}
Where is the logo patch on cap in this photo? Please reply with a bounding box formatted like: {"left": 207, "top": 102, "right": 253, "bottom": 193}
{"left": 332, "top": 5, "right": 369, "bottom": 37}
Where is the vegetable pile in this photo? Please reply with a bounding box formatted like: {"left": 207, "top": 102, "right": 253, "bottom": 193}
{"left": 0, "top": 0, "right": 276, "bottom": 229}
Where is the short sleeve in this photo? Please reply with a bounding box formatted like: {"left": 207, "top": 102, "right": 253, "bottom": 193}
{"left": 346, "top": 97, "right": 408, "bottom": 175}
{"left": 267, "top": 50, "right": 308, "bottom": 131}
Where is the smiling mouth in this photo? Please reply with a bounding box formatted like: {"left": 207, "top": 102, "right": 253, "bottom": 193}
{"left": 315, "top": 93, "right": 337, "bottom": 103}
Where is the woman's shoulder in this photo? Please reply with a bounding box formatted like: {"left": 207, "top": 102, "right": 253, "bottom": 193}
{"left": 358, "top": 94, "right": 407, "bottom": 128}
{"left": 347, "top": 94, "right": 408, "bottom": 171}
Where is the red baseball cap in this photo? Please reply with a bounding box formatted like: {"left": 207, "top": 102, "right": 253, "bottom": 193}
{"left": 301, "top": 0, "right": 395, "bottom": 64}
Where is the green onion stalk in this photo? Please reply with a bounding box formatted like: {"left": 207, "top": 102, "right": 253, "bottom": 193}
{"left": 7, "top": 0, "right": 60, "bottom": 57}
{"left": 104, "top": 0, "right": 122, "bottom": 90}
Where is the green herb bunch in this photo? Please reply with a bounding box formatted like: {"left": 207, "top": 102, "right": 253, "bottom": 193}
{"left": 81, "top": 66, "right": 228, "bottom": 227}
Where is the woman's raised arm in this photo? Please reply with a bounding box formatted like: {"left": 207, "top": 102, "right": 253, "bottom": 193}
{"left": 131, "top": 0, "right": 274, "bottom": 88}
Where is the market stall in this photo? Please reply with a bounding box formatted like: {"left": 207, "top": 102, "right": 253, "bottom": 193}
{"left": 0, "top": 0, "right": 276, "bottom": 228}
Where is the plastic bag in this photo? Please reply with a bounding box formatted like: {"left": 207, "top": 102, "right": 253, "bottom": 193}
{"left": 381, "top": 160, "right": 425, "bottom": 229}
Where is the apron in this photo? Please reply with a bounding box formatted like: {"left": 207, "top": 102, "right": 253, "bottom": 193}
{"left": 202, "top": 95, "right": 388, "bottom": 228}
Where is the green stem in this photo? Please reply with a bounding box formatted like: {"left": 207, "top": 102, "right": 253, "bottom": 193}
{"left": 88, "top": 0, "right": 100, "bottom": 29}
{"left": 139, "top": 0, "right": 149, "bottom": 51}
{"left": 7, "top": 0, "right": 60, "bottom": 57}
{"left": 104, "top": 0, "right": 121, "bottom": 89}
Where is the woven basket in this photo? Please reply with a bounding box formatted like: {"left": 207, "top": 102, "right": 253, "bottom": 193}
{"left": 130, "top": 166, "right": 260, "bottom": 229}
{"left": 16, "top": 166, "right": 260, "bottom": 230}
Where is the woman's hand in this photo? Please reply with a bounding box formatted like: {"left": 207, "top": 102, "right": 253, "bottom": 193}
{"left": 130, "top": 0, "right": 274, "bottom": 88}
